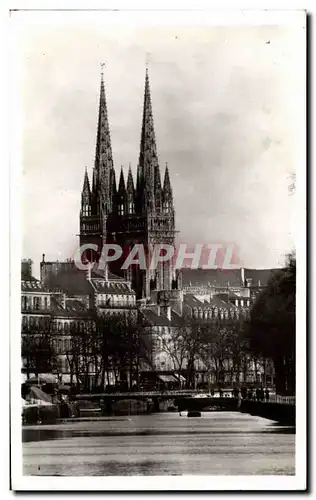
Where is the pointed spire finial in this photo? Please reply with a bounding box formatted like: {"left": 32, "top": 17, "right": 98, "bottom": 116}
{"left": 118, "top": 166, "right": 126, "bottom": 193}
{"left": 100, "top": 62, "right": 106, "bottom": 78}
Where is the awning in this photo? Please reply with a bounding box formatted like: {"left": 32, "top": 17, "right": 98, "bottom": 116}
{"left": 158, "top": 375, "right": 177, "bottom": 383}
{"left": 26, "top": 386, "right": 53, "bottom": 403}
{"left": 27, "top": 374, "right": 59, "bottom": 385}
{"left": 61, "top": 374, "right": 78, "bottom": 384}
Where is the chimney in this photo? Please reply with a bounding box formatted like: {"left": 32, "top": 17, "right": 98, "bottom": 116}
{"left": 42, "top": 254, "right": 45, "bottom": 262}
{"left": 21, "top": 259, "right": 33, "bottom": 278}
{"left": 166, "top": 305, "right": 171, "bottom": 321}
{"left": 160, "top": 305, "right": 171, "bottom": 321}
{"left": 241, "top": 268, "right": 245, "bottom": 286}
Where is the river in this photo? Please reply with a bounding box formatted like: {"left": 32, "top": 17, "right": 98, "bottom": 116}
{"left": 22, "top": 412, "right": 295, "bottom": 476}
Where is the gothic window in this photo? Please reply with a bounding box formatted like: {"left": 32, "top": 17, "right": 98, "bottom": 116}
{"left": 128, "top": 201, "right": 134, "bottom": 214}
{"left": 118, "top": 204, "right": 124, "bottom": 216}
{"left": 164, "top": 201, "right": 170, "bottom": 213}
{"left": 83, "top": 204, "right": 90, "bottom": 217}
{"left": 44, "top": 297, "right": 48, "bottom": 309}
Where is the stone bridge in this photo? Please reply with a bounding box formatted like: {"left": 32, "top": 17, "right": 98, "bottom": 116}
{"left": 75, "top": 391, "right": 295, "bottom": 425}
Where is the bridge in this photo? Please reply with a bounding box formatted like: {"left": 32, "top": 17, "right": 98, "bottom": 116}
{"left": 74, "top": 391, "right": 295, "bottom": 425}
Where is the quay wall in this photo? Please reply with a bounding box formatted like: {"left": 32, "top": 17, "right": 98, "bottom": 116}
{"left": 239, "top": 400, "right": 295, "bottom": 426}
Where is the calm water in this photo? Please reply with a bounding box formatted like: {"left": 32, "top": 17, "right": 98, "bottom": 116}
{"left": 22, "top": 412, "right": 295, "bottom": 476}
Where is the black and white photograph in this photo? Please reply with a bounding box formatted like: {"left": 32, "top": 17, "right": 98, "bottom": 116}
{"left": 9, "top": 7, "right": 306, "bottom": 491}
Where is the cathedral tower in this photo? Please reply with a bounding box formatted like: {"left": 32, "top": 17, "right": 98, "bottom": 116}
{"left": 79, "top": 67, "right": 178, "bottom": 300}
{"left": 107, "top": 68, "right": 177, "bottom": 299}
{"left": 79, "top": 67, "right": 115, "bottom": 260}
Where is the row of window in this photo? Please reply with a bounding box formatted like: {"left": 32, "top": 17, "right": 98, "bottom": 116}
{"left": 235, "top": 299, "right": 251, "bottom": 307}
{"left": 97, "top": 294, "right": 135, "bottom": 304}
{"left": 22, "top": 316, "right": 96, "bottom": 332}
{"left": 81, "top": 223, "right": 99, "bottom": 232}
{"left": 21, "top": 296, "right": 49, "bottom": 310}
{"left": 51, "top": 338, "right": 72, "bottom": 353}
{"left": 192, "top": 308, "right": 248, "bottom": 320}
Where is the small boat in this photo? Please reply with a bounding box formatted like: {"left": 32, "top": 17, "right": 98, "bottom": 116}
{"left": 187, "top": 410, "right": 201, "bottom": 418}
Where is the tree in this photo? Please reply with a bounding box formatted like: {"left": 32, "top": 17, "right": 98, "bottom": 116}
{"left": 248, "top": 253, "right": 296, "bottom": 394}
{"left": 155, "top": 325, "right": 189, "bottom": 385}
{"left": 89, "top": 312, "right": 151, "bottom": 391}
{"left": 21, "top": 317, "right": 58, "bottom": 378}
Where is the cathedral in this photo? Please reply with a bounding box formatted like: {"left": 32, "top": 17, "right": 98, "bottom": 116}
{"left": 79, "top": 68, "right": 181, "bottom": 303}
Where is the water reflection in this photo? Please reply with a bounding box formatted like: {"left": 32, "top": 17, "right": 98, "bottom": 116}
{"left": 22, "top": 412, "right": 295, "bottom": 476}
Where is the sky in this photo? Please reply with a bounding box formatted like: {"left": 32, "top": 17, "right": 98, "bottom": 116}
{"left": 14, "top": 11, "right": 304, "bottom": 277}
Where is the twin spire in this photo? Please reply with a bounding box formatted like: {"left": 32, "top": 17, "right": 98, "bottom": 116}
{"left": 81, "top": 67, "right": 173, "bottom": 216}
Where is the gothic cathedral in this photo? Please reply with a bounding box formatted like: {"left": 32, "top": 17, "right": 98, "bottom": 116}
{"left": 79, "top": 69, "right": 180, "bottom": 301}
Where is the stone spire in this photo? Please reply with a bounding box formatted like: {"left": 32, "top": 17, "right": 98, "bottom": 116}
{"left": 163, "top": 162, "right": 173, "bottom": 211}
{"left": 81, "top": 167, "right": 91, "bottom": 213}
{"left": 82, "top": 167, "right": 91, "bottom": 198}
{"left": 154, "top": 164, "right": 162, "bottom": 212}
{"left": 126, "top": 164, "right": 135, "bottom": 214}
{"left": 127, "top": 163, "right": 135, "bottom": 195}
{"left": 117, "top": 166, "right": 126, "bottom": 215}
{"left": 93, "top": 65, "right": 115, "bottom": 216}
{"left": 136, "top": 68, "right": 159, "bottom": 213}
{"left": 118, "top": 166, "right": 126, "bottom": 194}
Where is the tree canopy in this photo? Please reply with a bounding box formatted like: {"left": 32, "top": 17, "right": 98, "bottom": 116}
{"left": 248, "top": 253, "right": 296, "bottom": 394}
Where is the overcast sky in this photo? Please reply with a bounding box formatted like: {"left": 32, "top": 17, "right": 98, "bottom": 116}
{"left": 15, "top": 11, "right": 304, "bottom": 276}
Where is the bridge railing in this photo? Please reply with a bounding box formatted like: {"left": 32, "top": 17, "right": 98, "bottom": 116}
{"left": 268, "top": 395, "right": 295, "bottom": 405}
{"left": 75, "top": 390, "right": 295, "bottom": 404}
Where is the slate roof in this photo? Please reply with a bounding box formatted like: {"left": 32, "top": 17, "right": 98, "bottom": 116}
{"left": 182, "top": 268, "right": 242, "bottom": 287}
{"left": 244, "top": 268, "right": 278, "bottom": 286}
{"left": 44, "top": 267, "right": 94, "bottom": 296}
{"left": 50, "top": 296, "right": 92, "bottom": 318}
{"left": 182, "top": 268, "right": 277, "bottom": 288}
{"left": 141, "top": 308, "right": 186, "bottom": 328}
{"left": 21, "top": 278, "right": 50, "bottom": 293}
{"left": 44, "top": 263, "right": 132, "bottom": 297}
{"left": 90, "top": 266, "right": 124, "bottom": 281}
{"left": 91, "top": 279, "right": 135, "bottom": 295}
{"left": 184, "top": 293, "right": 235, "bottom": 311}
